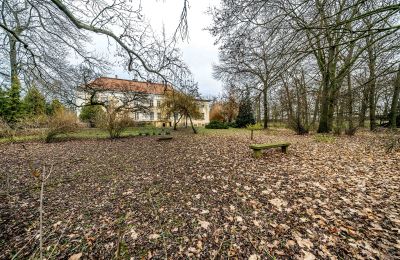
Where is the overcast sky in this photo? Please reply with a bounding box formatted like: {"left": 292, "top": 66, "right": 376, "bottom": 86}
{"left": 95, "top": 0, "right": 222, "bottom": 97}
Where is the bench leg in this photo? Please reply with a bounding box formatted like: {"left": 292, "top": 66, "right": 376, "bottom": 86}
{"left": 281, "top": 146, "right": 288, "bottom": 154}
{"left": 253, "top": 149, "right": 262, "bottom": 158}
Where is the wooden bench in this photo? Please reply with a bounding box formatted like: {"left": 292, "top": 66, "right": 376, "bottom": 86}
{"left": 250, "top": 142, "right": 290, "bottom": 158}
{"left": 158, "top": 136, "right": 173, "bottom": 141}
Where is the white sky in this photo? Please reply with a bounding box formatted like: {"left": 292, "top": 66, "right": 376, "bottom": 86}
{"left": 91, "top": 0, "right": 222, "bottom": 97}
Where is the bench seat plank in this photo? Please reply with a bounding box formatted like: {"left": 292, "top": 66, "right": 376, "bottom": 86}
{"left": 250, "top": 142, "right": 290, "bottom": 150}
{"left": 250, "top": 142, "right": 290, "bottom": 158}
{"left": 158, "top": 136, "right": 173, "bottom": 141}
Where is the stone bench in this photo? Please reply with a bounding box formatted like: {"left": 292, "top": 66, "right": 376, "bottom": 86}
{"left": 157, "top": 136, "right": 173, "bottom": 141}
{"left": 250, "top": 142, "right": 290, "bottom": 158}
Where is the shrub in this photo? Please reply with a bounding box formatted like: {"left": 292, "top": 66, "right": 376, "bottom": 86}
{"left": 205, "top": 120, "right": 229, "bottom": 129}
{"left": 386, "top": 134, "right": 400, "bottom": 153}
{"left": 333, "top": 125, "right": 343, "bottom": 136}
{"left": 79, "top": 105, "right": 105, "bottom": 127}
{"left": 227, "top": 121, "right": 237, "bottom": 128}
{"left": 0, "top": 118, "right": 14, "bottom": 139}
{"left": 96, "top": 104, "right": 134, "bottom": 139}
{"left": 19, "top": 114, "right": 49, "bottom": 129}
{"left": 45, "top": 110, "right": 79, "bottom": 142}
{"left": 345, "top": 126, "right": 358, "bottom": 136}
{"left": 289, "top": 118, "right": 309, "bottom": 135}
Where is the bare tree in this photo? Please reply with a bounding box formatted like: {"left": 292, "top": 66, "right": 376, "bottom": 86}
{"left": 209, "top": 0, "right": 400, "bottom": 132}
{"left": 0, "top": 0, "right": 191, "bottom": 101}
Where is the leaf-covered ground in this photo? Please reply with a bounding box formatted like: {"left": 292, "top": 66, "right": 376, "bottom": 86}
{"left": 0, "top": 129, "right": 399, "bottom": 259}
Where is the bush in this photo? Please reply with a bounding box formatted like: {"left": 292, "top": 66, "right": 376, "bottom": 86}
{"left": 0, "top": 118, "right": 14, "bottom": 139}
{"left": 45, "top": 110, "right": 79, "bottom": 142}
{"left": 345, "top": 126, "right": 358, "bottom": 136}
{"left": 19, "top": 114, "right": 49, "bottom": 129}
{"left": 205, "top": 120, "right": 229, "bottom": 129}
{"left": 289, "top": 118, "right": 309, "bottom": 135}
{"left": 386, "top": 133, "right": 400, "bottom": 153}
{"left": 227, "top": 121, "right": 237, "bottom": 128}
{"left": 79, "top": 105, "right": 105, "bottom": 127}
{"left": 333, "top": 125, "right": 343, "bottom": 136}
{"left": 97, "top": 107, "right": 134, "bottom": 139}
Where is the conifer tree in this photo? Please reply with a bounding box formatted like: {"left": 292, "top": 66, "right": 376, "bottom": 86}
{"left": 24, "top": 86, "right": 46, "bottom": 117}
{"left": 236, "top": 92, "right": 255, "bottom": 128}
{"left": 4, "top": 76, "right": 23, "bottom": 126}
{"left": 0, "top": 87, "right": 7, "bottom": 120}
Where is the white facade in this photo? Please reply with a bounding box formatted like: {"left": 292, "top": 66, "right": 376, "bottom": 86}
{"left": 76, "top": 90, "right": 210, "bottom": 127}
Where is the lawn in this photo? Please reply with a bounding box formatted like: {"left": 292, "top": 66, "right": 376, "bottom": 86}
{"left": 0, "top": 128, "right": 399, "bottom": 259}
{"left": 0, "top": 126, "right": 167, "bottom": 143}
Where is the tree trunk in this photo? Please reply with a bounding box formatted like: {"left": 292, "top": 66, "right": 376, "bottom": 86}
{"left": 300, "top": 71, "right": 309, "bottom": 127}
{"left": 283, "top": 77, "right": 294, "bottom": 123}
{"left": 311, "top": 85, "right": 322, "bottom": 128}
{"left": 336, "top": 96, "right": 344, "bottom": 132}
{"left": 9, "top": 36, "right": 18, "bottom": 80}
{"left": 390, "top": 65, "right": 400, "bottom": 128}
{"left": 347, "top": 72, "right": 354, "bottom": 130}
{"left": 318, "top": 80, "right": 330, "bottom": 133}
{"left": 173, "top": 114, "right": 183, "bottom": 130}
{"left": 318, "top": 45, "right": 338, "bottom": 133}
{"left": 256, "top": 95, "right": 261, "bottom": 123}
{"left": 262, "top": 82, "right": 268, "bottom": 129}
{"left": 188, "top": 114, "right": 197, "bottom": 134}
{"left": 359, "top": 84, "right": 368, "bottom": 127}
{"left": 366, "top": 37, "right": 377, "bottom": 131}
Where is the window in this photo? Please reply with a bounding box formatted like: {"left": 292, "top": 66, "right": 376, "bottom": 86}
{"left": 157, "top": 100, "right": 161, "bottom": 107}
{"left": 150, "top": 112, "right": 154, "bottom": 120}
{"left": 200, "top": 113, "right": 205, "bottom": 120}
{"left": 134, "top": 112, "right": 139, "bottom": 120}
{"left": 149, "top": 100, "right": 153, "bottom": 107}
{"left": 157, "top": 113, "right": 161, "bottom": 120}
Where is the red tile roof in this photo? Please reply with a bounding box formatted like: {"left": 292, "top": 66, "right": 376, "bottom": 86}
{"left": 85, "top": 77, "right": 172, "bottom": 95}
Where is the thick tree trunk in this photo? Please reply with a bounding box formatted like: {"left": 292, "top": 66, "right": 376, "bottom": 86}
{"left": 10, "top": 36, "right": 18, "bottom": 80}
{"left": 390, "top": 65, "right": 400, "bottom": 128}
{"left": 318, "top": 45, "right": 338, "bottom": 133}
{"left": 318, "top": 81, "right": 330, "bottom": 133}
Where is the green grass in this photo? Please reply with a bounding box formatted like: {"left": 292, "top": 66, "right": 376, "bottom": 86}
{"left": 0, "top": 134, "right": 43, "bottom": 143}
{"left": 0, "top": 125, "right": 292, "bottom": 143}
{"left": 197, "top": 127, "right": 248, "bottom": 135}
{"left": 314, "top": 134, "right": 336, "bottom": 143}
{"left": 0, "top": 127, "right": 170, "bottom": 143}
